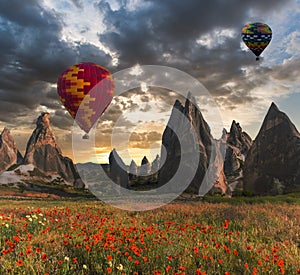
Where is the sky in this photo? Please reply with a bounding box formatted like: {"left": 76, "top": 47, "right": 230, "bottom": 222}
{"left": 0, "top": 0, "right": 299, "bottom": 164}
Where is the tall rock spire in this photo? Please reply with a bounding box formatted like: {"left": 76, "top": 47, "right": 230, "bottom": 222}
{"left": 24, "top": 112, "right": 84, "bottom": 188}
{"left": 243, "top": 102, "right": 300, "bottom": 195}
{"left": 158, "top": 96, "right": 225, "bottom": 194}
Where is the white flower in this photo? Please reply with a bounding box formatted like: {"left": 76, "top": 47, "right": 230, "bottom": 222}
{"left": 117, "top": 264, "right": 123, "bottom": 271}
{"left": 83, "top": 264, "right": 88, "bottom": 269}
{"left": 64, "top": 256, "right": 70, "bottom": 261}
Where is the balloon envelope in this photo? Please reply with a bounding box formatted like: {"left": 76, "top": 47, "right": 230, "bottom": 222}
{"left": 57, "top": 62, "right": 114, "bottom": 133}
{"left": 241, "top": 22, "right": 272, "bottom": 59}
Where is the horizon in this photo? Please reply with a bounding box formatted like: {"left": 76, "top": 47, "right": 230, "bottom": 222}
{"left": 2, "top": 99, "right": 299, "bottom": 165}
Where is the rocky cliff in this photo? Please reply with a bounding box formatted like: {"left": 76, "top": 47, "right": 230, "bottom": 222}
{"left": 158, "top": 93, "right": 226, "bottom": 194}
{"left": 23, "top": 113, "right": 84, "bottom": 188}
{"left": 0, "top": 128, "right": 23, "bottom": 173}
{"left": 243, "top": 103, "right": 300, "bottom": 195}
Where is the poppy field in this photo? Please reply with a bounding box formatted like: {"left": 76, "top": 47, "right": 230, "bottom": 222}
{"left": 0, "top": 199, "right": 299, "bottom": 275}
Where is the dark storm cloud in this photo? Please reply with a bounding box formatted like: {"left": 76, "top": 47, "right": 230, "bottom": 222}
{"left": 99, "top": 0, "right": 292, "bottom": 106}
{"left": 0, "top": 0, "right": 112, "bottom": 128}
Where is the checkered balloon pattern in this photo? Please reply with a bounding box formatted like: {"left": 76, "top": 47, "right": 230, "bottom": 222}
{"left": 57, "top": 62, "right": 114, "bottom": 133}
{"left": 241, "top": 22, "right": 272, "bottom": 58}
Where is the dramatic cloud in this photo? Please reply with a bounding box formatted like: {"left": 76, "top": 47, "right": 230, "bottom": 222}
{"left": 0, "top": 0, "right": 299, "bottom": 162}
{"left": 0, "top": 0, "right": 112, "bottom": 129}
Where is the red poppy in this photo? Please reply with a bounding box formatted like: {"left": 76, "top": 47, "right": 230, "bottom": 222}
{"left": 16, "top": 259, "right": 23, "bottom": 267}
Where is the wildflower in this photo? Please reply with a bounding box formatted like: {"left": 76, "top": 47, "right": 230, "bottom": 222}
{"left": 257, "top": 260, "right": 262, "bottom": 266}
{"left": 41, "top": 254, "right": 47, "bottom": 261}
{"left": 178, "top": 266, "right": 185, "bottom": 271}
{"left": 64, "top": 256, "right": 70, "bottom": 262}
{"left": 166, "top": 266, "right": 172, "bottom": 272}
{"left": 117, "top": 264, "right": 123, "bottom": 271}
{"left": 107, "top": 267, "right": 112, "bottom": 273}
{"left": 107, "top": 255, "right": 113, "bottom": 261}
{"left": 224, "top": 220, "right": 229, "bottom": 229}
{"left": 58, "top": 260, "right": 63, "bottom": 265}
{"left": 83, "top": 264, "right": 88, "bottom": 269}
{"left": 13, "top": 236, "right": 21, "bottom": 242}
{"left": 244, "top": 263, "right": 249, "bottom": 269}
{"left": 16, "top": 259, "right": 23, "bottom": 266}
{"left": 73, "top": 258, "right": 77, "bottom": 264}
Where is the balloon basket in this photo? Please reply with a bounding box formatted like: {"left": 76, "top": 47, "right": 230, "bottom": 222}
{"left": 82, "top": 134, "right": 89, "bottom": 140}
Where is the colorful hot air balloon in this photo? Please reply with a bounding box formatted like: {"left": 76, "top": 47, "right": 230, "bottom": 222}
{"left": 57, "top": 62, "right": 114, "bottom": 136}
{"left": 241, "top": 22, "right": 272, "bottom": 60}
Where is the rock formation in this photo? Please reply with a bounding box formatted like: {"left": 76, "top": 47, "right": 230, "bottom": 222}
{"left": 224, "top": 121, "right": 252, "bottom": 192}
{"left": 0, "top": 128, "right": 23, "bottom": 173}
{"left": 151, "top": 154, "right": 160, "bottom": 181}
{"left": 227, "top": 120, "right": 252, "bottom": 154}
{"left": 140, "top": 156, "right": 151, "bottom": 176}
{"left": 23, "top": 112, "right": 84, "bottom": 188}
{"left": 158, "top": 93, "right": 225, "bottom": 194}
{"left": 129, "top": 160, "right": 138, "bottom": 181}
{"left": 243, "top": 103, "right": 300, "bottom": 195}
{"left": 109, "top": 149, "right": 128, "bottom": 188}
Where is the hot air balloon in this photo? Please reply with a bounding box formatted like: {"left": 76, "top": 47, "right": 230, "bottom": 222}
{"left": 57, "top": 62, "right": 114, "bottom": 138}
{"left": 241, "top": 22, "right": 272, "bottom": 61}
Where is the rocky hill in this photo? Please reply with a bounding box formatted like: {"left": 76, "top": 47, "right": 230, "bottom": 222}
{"left": 0, "top": 113, "right": 84, "bottom": 190}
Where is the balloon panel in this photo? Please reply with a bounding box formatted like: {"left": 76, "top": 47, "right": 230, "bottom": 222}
{"left": 57, "top": 62, "right": 114, "bottom": 133}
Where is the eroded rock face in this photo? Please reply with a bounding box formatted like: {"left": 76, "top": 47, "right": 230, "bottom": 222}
{"left": 227, "top": 120, "right": 252, "bottom": 154}
{"left": 24, "top": 113, "right": 84, "bottom": 188}
{"left": 243, "top": 103, "right": 300, "bottom": 195}
{"left": 224, "top": 121, "right": 252, "bottom": 179}
{"left": 158, "top": 93, "right": 222, "bottom": 194}
{"left": 0, "top": 128, "right": 23, "bottom": 173}
{"left": 109, "top": 149, "right": 128, "bottom": 188}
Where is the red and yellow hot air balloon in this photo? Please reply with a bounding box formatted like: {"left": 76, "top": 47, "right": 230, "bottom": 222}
{"left": 241, "top": 22, "right": 272, "bottom": 60}
{"left": 57, "top": 62, "right": 114, "bottom": 138}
